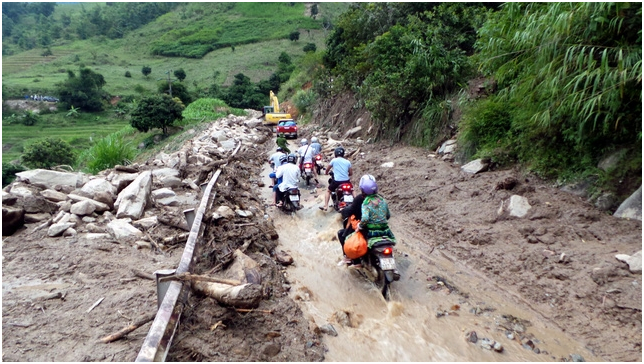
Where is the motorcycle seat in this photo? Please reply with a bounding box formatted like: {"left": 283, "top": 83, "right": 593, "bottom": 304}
{"left": 369, "top": 237, "right": 396, "bottom": 248}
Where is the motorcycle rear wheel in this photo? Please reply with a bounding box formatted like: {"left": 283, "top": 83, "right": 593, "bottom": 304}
{"left": 374, "top": 266, "right": 391, "bottom": 300}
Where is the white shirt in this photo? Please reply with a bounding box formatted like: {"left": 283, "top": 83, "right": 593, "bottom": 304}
{"left": 276, "top": 163, "right": 301, "bottom": 192}
{"left": 269, "top": 151, "right": 285, "bottom": 171}
{"left": 297, "top": 145, "right": 314, "bottom": 163}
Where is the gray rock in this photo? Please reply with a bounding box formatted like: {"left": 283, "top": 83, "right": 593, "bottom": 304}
{"left": 508, "top": 195, "right": 532, "bottom": 218}
{"left": 493, "top": 342, "right": 503, "bottom": 352}
{"left": 48, "top": 222, "right": 75, "bottom": 237}
{"left": 58, "top": 200, "right": 72, "bottom": 212}
{"left": 62, "top": 227, "right": 77, "bottom": 237}
{"left": 333, "top": 311, "right": 351, "bottom": 327}
{"left": 70, "top": 200, "right": 96, "bottom": 216}
{"left": 109, "top": 172, "right": 139, "bottom": 193}
{"left": 84, "top": 233, "right": 111, "bottom": 240}
{"left": 23, "top": 195, "right": 58, "bottom": 214}
{"left": 380, "top": 162, "right": 394, "bottom": 168}
{"left": 86, "top": 223, "right": 105, "bottom": 233}
{"left": 40, "top": 189, "right": 68, "bottom": 202}
{"left": 614, "top": 185, "right": 642, "bottom": 221}
{"left": 615, "top": 250, "right": 642, "bottom": 273}
{"left": 80, "top": 178, "right": 116, "bottom": 199}
{"left": 235, "top": 209, "right": 253, "bottom": 218}
{"left": 467, "top": 331, "right": 478, "bottom": 343}
{"left": 211, "top": 130, "right": 228, "bottom": 142}
{"left": 570, "top": 354, "right": 585, "bottom": 362}
{"left": 2, "top": 191, "right": 18, "bottom": 206}
{"left": 319, "top": 324, "right": 338, "bottom": 337}
{"left": 132, "top": 216, "right": 158, "bottom": 230}
{"left": 262, "top": 343, "right": 281, "bottom": 357}
{"left": 594, "top": 192, "right": 617, "bottom": 211}
{"left": 598, "top": 149, "right": 623, "bottom": 171}
{"left": 114, "top": 171, "right": 151, "bottom": 220}
{"left": 461, "top": 159, "right": 489, "bottom": 174}
{"left": 244, "top": 118, "right": 262, "bottom": 128}
{"left": 151, "top": 188, "right": 176, "bottom": 200}
{"left": 106, "top": 219, "right": 143, "bottom": 241}
{"left": 215, "top": 206, "right": 235, "bottom": 219}
{"left": 344, "top": 126, "right": 362, "bottom": 138}
{"left": 480, "top": 338, "right": 494, "bottom": 350}
{"left": 220, "top": 140, "right": 236, "bottom": 151}
{"left": 438, "top": 139, "right": 457, "bottom": 154}
{"left": 67, "top": 194, "right": 110, "bottom": 212}
{"left": 16, "top": 169, "right": 88, "bottom": 189}
{"left": 93, "top": 191, "right": 115, "bottom": 210}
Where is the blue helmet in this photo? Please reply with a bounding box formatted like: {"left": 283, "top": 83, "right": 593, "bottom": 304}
{"left": 279, "top": 154, "right": 288, "bottom": 165}
{"left": 287, "top": 154, "right": 297, "bottom": 164}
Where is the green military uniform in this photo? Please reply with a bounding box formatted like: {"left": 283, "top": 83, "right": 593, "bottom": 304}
{"left": 276, "top": 136, "right": 291, "bottom": 154}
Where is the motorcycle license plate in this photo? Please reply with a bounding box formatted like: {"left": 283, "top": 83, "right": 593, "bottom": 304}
{"left": 344, "top": 195, "right": 354, "bottom": 203}
{"left": 305, "top": 168, "right": 311, "bottom": 173}
{"left": 379, "top": 257, "right": 396, "bottom": 270}
{"left": 289, "top": 194, "right": 300, "bottom": 201}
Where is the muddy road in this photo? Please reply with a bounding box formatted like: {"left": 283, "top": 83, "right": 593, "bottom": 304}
{"left": 252, "top": 136, "right": 640, "bottom": 362}
{"left": 2, "top": 117, "right": 640, "bottom": 362}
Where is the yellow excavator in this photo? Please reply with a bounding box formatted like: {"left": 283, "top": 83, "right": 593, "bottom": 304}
{"left": 262, "top": 90, "right": 291, "bottom": 126}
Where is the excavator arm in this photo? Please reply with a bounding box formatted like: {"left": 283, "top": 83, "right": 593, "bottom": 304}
{"left": 270, "top": 90, "right": 280, "bottom": 113}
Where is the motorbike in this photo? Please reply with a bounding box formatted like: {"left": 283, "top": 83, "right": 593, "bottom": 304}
{"left": 338, "top": 219, "right": 400, "bottom": 299}
{"left": 314, "top": 154, "right": 324, "bottom": 175}
{"left": 280, "top": 187, "right": 301, "bottom": 213}
{"left": 331, "top": 180, "right": 354, "bottom": 211}
{"left": 301, "top": 162, "right": 314, "bottom": 186}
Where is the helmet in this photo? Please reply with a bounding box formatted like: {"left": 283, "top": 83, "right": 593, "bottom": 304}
{"left": 279, "top": 154, "right": 288, "bottom": 165}
{"left": 276, "top": 147, "right": 283, "bottom": 152}
{"left": 359, "top": 174, "right": 378, "bottom": 195}
{"left": 334, "top": 147, "right": 345, "bottom": 158}
{"left": 311, "top": 137, "right": 318, "bottom": 143}
{"left": 287, "top": 154, "right": 297, "bottom": 164}
{"left": 301, "top": 138, "right": 308, "bottom": 146}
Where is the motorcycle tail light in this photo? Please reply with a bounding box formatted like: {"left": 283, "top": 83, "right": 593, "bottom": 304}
{"left": 341, "top": 184, "right": 352, "bottom": 191}
{"left": 304, "top": 163, "right": 312, "bottom": 168}
{"left": 315, "top": 154, "right": 322, "bottom": 161}
{"left": 383, "top": 247, "right": 392, "bottom": 255}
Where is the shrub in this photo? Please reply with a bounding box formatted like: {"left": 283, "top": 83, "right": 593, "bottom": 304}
{"left": 22, "top": 138, "right": 75, "bottom": 169}
{"left": 142, "top": 65, "right": 151, "bottom": 78}
{"left": 125, "top": 71, "right": 132, "bottom": 78}
{"left": 303, "top": 43, "right": 316, "bottom": 53}
{"left": 131, "top": 94, "right": 184, "bottom": 135}
{"left": 21, "top": 111, "right": 40, "bottom": 126}
{"left": 2, "top": 163, "right": 27, "bottom": 187}
{"left": 291, "top": 89, "right": 316, "bottom": 114}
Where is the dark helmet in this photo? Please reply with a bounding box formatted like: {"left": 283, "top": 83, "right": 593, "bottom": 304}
{"left": 276, "top": 147, "right": 283, "bottom": 152}
{"left": 287, "top": 154, "right": 297, "bottom": 164}
{"left": 334, "top": 147, "right": 345, "bottom": 158}
{"left": 279, "top": 154, "right": 288, "bottom": 165}
{"left": 359, "top": 174, "right": 378, "bottom": 195}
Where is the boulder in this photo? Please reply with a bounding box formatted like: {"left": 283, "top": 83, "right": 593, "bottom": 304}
{"left": 438, "top": 139, "right": 457, "bottom": 154}
{"left": 16, "top": 169, "right": 87, "bottom": 189}
{"left": 114, "top": 171, "right": 152, "bottom": 220}
{"left": 81, "top": 178, "right": 116, "bottom": 199}
{"left": 40, "top": 189, "right": 68, "bottom": 202}
{"left": 7, "top": 184, "right": 38, "bottom": 198}
{"left": 461, "top": 159, "right": 489, "bottom": 174}
{"left": 70, "top": 200, "right": 96, "bottom": 216}
{"left": 86, "top": 223, "right": 106, "bottom": 233}
{"left": 211, "top": 130, "right": 228, "bottom": 142}
{"left": 2, "top": 191, "right": 18, "bottom": 206}
{"left": 152, "top": 188, "right": 179, "bottom": 206}
{"left": 244, "top": 118, "right": 262, "bottom": 128}
{"left": 235, "top": 209, "right": 253, "bottom": 218}
{"left": 614, "top": 186, "right": 642, "bottom": 221}
{"left": 187, "top": 154, "right": 214, "bottom": 166}
{"left": 615, "top": 250, "right": 642, "bottom": 273}
{"left": 508, "top": 195, "right": 532, "bottom": 218}
{"left": 67, "top": 194, "right": 110, "bottom": 212}
{"left": 594, "top": 192, "right": 617, "bottom": 211}
{"left": 22, "top": 195, "right": 58, "bottom": 214}
{"left": 93, "top": 191, "right": 115, "bottom": 210}
{"left": 106, "top": 219, "right": 143, "bottom": 241}
{"left": 48, "top": 222, "right": 75, "bottom": 237}
{"left": 159, "top": 176, "right": 182, "bottom": 188}
{"left": 2, "top": 206, "right": 25, "bottom": 235}
{"left": 598, "top": 150, "right": 623, "bottom": 172}
{"left": 214, "top": 206, "right": 235, "bottom": 219}
{"left": 220, "top": 140, "right": 236, "bottom": 151}
{"left": 132, "top": 216, "right": 158, "bottom": 230}
{"left": 109, "top": 172, "right": 139, "bottom": 193}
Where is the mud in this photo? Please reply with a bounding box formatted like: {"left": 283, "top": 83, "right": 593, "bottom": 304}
{"left": 2, "top": 118, "right": 641, "bottom": 362}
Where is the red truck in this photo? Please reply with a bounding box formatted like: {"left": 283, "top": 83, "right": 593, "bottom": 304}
{"left": 276, "top": 119, "right": 298, "bottom": 139}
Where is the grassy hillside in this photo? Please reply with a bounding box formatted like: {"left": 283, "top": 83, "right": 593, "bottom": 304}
{"left": 2, "top": 3, "right": 343, "bottom": 97}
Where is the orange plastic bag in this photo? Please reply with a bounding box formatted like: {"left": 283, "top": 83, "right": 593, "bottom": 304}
{"left": 346, "top": 215, "right": 360, "bottom": 230}
{"left": 343, "top": 231, "right": 368, "bottom": 259}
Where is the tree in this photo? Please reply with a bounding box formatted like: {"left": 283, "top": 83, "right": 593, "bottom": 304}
{"left": 157, "top": 80, "right": 192, "bottom": 105}
{"left": 22, "top": 138, "right": 75, "bottom": 169}
{"left": 57, "top": 67, "right": 107, "bottom": 112}
{"left": 41, "top": 47, "right": 53, "bottom": 57}
{"left": 289, "top": 30, "right": 300, "bottom": 41}
{"left": 21, "top": 111, "right": 39, "bottom": 126}
{"left": 130, "top": 94, "right": 184, "bottom": 135}
{"left": 303, "top": 43, "right": 316, "bottom": 53}
{"left": 173, "top": 68, "right": 186, "bottom": 82}
{"left": 310, "top": 4, "right": 318, "bottom": 19}
{"left": 142, "top": 65, "right": 151, "bottom": 78}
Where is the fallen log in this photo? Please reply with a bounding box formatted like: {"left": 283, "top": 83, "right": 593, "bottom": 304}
{"left": 162, "top": 232, "right": 190, "bottom": 245}
{"left": 98, "top": 313, "right": 156, "bottom": 343}
{"left": 192, "top": 282, "right": 262, "bottom": 309}
{"left": 131, "top": 269, "right": 155, "bottom": 280}
{"left": 159, "top": 272, "right": 242, "bottom": 286}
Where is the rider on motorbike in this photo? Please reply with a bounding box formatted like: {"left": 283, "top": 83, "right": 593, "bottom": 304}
{"left": 310, "top": 137, "right": 322, "bottom": 157}
{"left": 271, "top": 154, "right": 288, "bottom": 203}
{"left": 276, "top": 135, "right": 291, "bottom": 154}
{"left": 297, "top": 138, "right": 320, "bottom": 186}
{"left": 319, "top": 147, "right": 352, "bottom": 212}
{"left": 356, "top": 174, "right": 396, "bottom": 242}
{"left": 275, "top": 154, "right": 301, "bottom": 208}
{"left": 268, "top": 147, "right": 286, "bottom": 187}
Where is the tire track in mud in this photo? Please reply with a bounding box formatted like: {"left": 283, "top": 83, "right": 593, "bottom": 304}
{"left": 261, "top": 141, "right": 601, "bottom": 362}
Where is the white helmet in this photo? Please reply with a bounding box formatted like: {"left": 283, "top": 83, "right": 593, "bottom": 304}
{"left": 301, "top": 138, "right": 308, "bottom": 146}
{"left": 311, "top": 137, "right": 318, "bottom": 143}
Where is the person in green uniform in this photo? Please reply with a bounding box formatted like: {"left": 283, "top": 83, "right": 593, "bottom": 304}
{"left": 276, "top": 135, "right": 291, "bottom": 154}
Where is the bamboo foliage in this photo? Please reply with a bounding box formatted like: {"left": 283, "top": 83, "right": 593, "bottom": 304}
{"left": 476, "top": 2, "right": 641, "bottom": 147}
